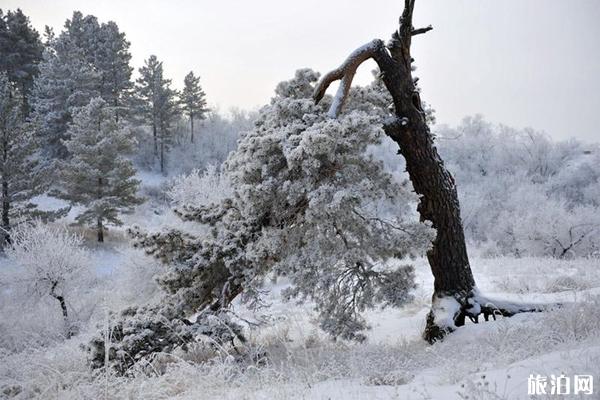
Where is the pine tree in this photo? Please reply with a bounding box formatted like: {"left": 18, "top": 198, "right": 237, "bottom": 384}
{"left": 90, "top": 70, "right": 434, "bottom": 370}
{"left": 29, "top": 36, "right": 100, "bottom": 159}
{"left": 63, "top": 11, "right": 99, "bottom": 58}
{"left": 0, "top": 73, "right": 47, "bottom": 247}
{"left": 31, "top": 12, "right": 132, "bottom": 159}
{"left": 0, "top": 8, "right": 44, "bottom": 116}
{"left": 135, "top": 55, "right": 179, "bottom": 173}
{"left": 181, "top": 71, "right": 208, "bottom": 143}
{"left": 63, "top": 12, "right": 133, "bottom": 122}
{"left": 56, "top": 97, "right": 142, "bottom": 242}
{"left": 95, "top": 21, "right": 133, "bottom": 122}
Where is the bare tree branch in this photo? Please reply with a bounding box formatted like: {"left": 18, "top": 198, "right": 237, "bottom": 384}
{"left": 412, "top": 25, "right": 433, "bottom": 36}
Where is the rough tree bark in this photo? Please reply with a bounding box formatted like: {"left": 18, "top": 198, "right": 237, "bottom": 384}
{"left": 152, "top": 119, "right": 158, "bottom": 156}
{"left": 314, "top": 0, "right": 546, "bottom": 342}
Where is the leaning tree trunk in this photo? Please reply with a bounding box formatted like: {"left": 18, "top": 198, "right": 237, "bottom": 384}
{"left": 315, "top": 0, "right": 546, "bottom": 342}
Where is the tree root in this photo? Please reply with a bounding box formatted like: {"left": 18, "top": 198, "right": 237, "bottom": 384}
{"left": 423, "top": 289, "right": 559, "bottom": 343}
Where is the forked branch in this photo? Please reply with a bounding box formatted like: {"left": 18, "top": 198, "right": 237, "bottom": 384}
{"left": 313, "top": 39, "right": 390, "bottom": 118}
{"left": 314, "top": 0, "right": 433, "bottom": 119}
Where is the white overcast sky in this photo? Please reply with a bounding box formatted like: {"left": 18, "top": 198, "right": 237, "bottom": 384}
{"left": 3, "top": 0, "right": 599, "bottom": 141}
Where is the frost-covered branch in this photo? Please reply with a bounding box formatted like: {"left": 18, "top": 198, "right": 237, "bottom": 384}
{"left": 313, "top": 39, "right": 390, "bottom": 118}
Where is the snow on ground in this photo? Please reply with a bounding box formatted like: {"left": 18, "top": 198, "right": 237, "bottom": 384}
{"left": 5, "top": 178, "right": 600, "bottom": 399}
{"left": 211, "top": 255, "right": 600, "bottom": 400}
{"left": 135, "top": 169, "right": 171, "bottom": 189}
{"left": 1, "top": 246, "right": 599, "bottom": 399}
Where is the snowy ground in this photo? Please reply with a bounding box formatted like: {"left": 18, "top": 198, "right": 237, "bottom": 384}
{"left": 1, "top": 250, "right": 599, "bottom": 400}
{"left": 3, "top": 173, "right": 600, "bottom": 399}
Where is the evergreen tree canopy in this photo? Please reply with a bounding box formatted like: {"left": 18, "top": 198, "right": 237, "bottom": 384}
{"left": 56, "top": 97, "right": 142, "bottom": 241}
{"left": 90, "top": 70, "right": 434, "bottom": 371}
{"left": 135, "top": 55, "right": 179, "bottom": 172}
{"left": 29, "top": 11, "right": 132, "bottom": 158}
{"left": 29, "top": 37, "right": 100, "bottom": 159}
{"left": 0, "top": 73, "right": 51, "bottom": 246}
{"left": 181, "top": 71, "right": 208, "bottom": 142}
{"left": 63, "top": 12, "right": 133, "bottom": 121}
{"left": 0, "top": 8, "right": 44, "bottom": 115}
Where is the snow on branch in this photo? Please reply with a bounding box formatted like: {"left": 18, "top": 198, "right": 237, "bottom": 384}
{"left": 313, "top": 0, "right": 430, "bottom": 119}
{"left": 474, "top": 292, "right": 556, "bottom": 320}
{"left": 313, "top": 39, "right": 388, "bottom": 118}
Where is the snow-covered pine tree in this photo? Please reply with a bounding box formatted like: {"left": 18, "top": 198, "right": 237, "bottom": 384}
{"left": 63, "top": 12, "right": 133, "bottom": 122}
{"left": 0, "top": 8, "right": 44, "bottom": 116}
{"left": 0, "top": 73, "right": 54, "bottom": 248}
{"left": 29, "top": 35, "right": 100, "bottom": 159}
{"left": 135, "top": 55, "right": 179, "bottom": 172}
{"left": 30, "top": 12, "right": 132, "bottom": 159}
{"left": 95, "top": 21, "right": 133, "bottom": 122}
{"left": 90, "top": 69, "right": 433, "bottom": 372}
{"left": 181, "top": 71, "right": 208, "bottom": 143}
{"left": 56, "top": 97, "right": 142, "bottom": 242}
{"left": 63, "top": 11, "right": 99, "bottom": 57}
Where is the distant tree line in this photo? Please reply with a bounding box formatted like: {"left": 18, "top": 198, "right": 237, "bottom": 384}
{"left": 0, "top": 8, "right": 210, "bottom": 244}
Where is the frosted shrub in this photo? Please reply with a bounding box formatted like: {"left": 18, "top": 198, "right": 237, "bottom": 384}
{"left": 543, "top": 295, "right": 600, "bottom": 344}
{"left": 436, "top": 116, "right": 600, "bottom": 257}
{"left": 2, "top": 221, "right": 93, "bottom": 344}
{"left": 167, "top": 165, "right": 232, "bottom": 208}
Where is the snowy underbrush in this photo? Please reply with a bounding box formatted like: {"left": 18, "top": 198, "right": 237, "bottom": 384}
{"left": 2, "top": 297, "right": 600, "bottom": 399}
{"left": 1, "top": 255, "right": 600, "bottom": 399}
{"left": 466, "top": 254, "right": 600, "bottom": 295}
{"left": 0, "top": 240, "right": 161, "bottom": 357}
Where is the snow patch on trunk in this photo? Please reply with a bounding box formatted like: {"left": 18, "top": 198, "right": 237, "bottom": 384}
{"left": 431, "top": 295, "right": 462, "bottom": 330}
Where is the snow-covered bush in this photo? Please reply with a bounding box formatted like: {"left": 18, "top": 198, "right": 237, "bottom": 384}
{"left": 9, "top": 292, "right": 600, "bottom": 399}
{"left": 167, "top": 165, "right": 232, "bottom": 208}
{"left": 0, "top": 221, "right": 94, "bottom": 348}
{"left": 434, "top": 115, "right": 600, "bottom": 257}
